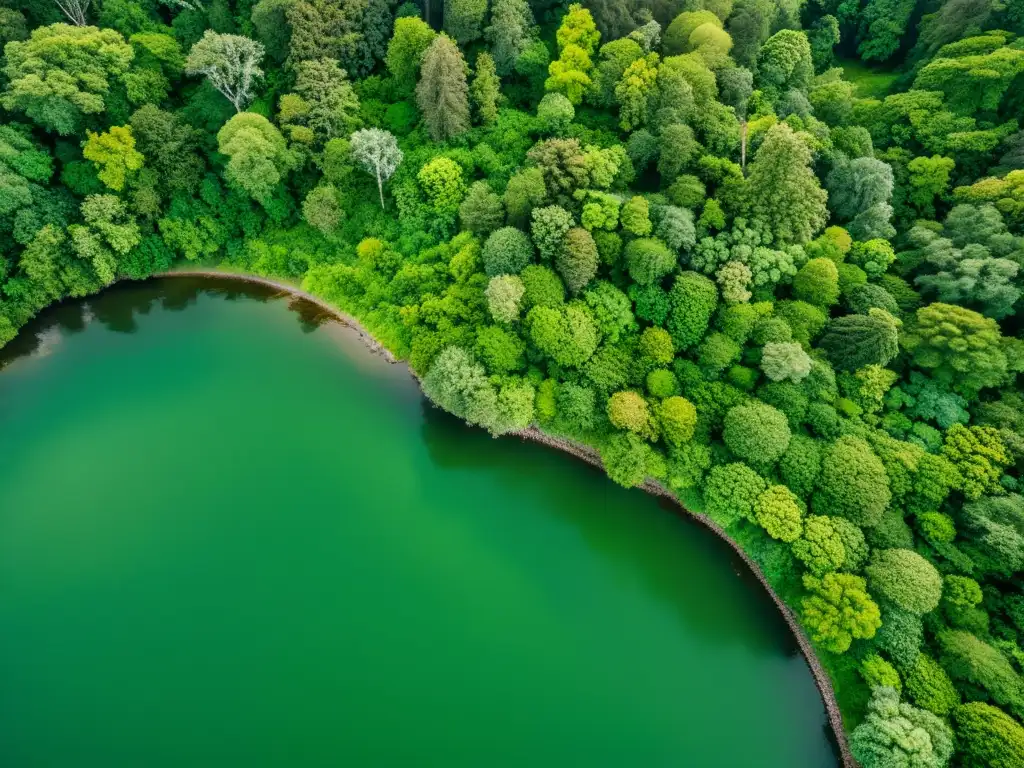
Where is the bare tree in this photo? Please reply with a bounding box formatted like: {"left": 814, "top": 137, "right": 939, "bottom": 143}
{"left": 185, "top": 31, "right": 265, "bottom": 113}
{"left": 350, "top": 128, "right": 403, "bottom": 210}
{"left": 55, "top": 0, "right": 90, "bottom": 26}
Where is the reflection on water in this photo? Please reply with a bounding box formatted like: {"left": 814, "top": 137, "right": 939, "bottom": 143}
{"left": 2, "top": 278, "right": 350, "bottom": 369}
{"left": 419, "top": 400, "right": 803, "bottom": 657}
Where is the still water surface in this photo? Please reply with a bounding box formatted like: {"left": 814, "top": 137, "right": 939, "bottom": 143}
{"left": 0, "top": 279, "right": 838, "bottom": 767}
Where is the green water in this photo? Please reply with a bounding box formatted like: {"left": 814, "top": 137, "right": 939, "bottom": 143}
{"left": 0, "top": 279, "right": 838, "bottom": 767}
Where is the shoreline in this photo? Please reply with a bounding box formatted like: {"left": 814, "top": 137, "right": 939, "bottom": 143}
{"left": 156, "top": 269, "right": 856, "bottom": 768}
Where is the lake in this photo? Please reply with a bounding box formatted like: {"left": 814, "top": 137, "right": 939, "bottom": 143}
{"left": 0, "top": 278, "right": 838, "bottom": 767}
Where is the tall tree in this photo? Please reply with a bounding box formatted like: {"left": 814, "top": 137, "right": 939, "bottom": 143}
{"left": 737, "top": 123, "right": 827, "bottom": 245}
{"left": 185, "top": 31, "right": 264, "bottom": 112}
{"left": 292, "top": 58, "right": 361, "bottom": 141}
{"left": 349, "top": 128, "right": 403, "bottom": 209}
{"left": 485, "top": 0, "right": 535, "bottom": 76}
{"left": 386, "top": 16, "right": 436, "bottom": 93}
{"left": 471, "top": 52, "right": 502, "bottom": 125}
{"left": 444, "top": 0, "right": 487, "bottom": 45}
{"left": 416, "top": 34, "right": 471, "bottom": 142}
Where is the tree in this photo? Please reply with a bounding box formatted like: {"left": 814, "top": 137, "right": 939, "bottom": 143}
{"left": 302, "top": 183, "right": 344, "bottom": 235}
{"left": 866, "top": 549, "right": 943, "bottom": 616}
{"left": 819, "top": 309, "right": 900, "bottom": 371}
{"left": 185, "top": 31, "right": 264, "bottom": 112}
{"left": 530, "top": 205, "right": 573, "bottom": 261}
{"left": 901, "top": 303, "right": 1008, "bottom": 396}
{"left": 755, "top": 30, "right": 813, "bottom": 102}
{"left": 907, "top": 155, "right": 954, "bottom": 219}
{"left": 625, "top": 237, "right": 675, "bottom": 286}
{"left": 794, "top": 515, "right": 846, "bottom": 576}
{"left": 82, "top": 126, "right": 143, "bottom": 192}
{"left": 723, "top": 402, "right": 791, "bottom": 467}
{"left": 953, "top": 702, "right": 1024, "bottom": 768}
{"left": 350, "top": 128, "right": 402, "bottom": 210}
{"left": 291, "top": 58, "right": 361, "bottom": 142}
{"left": 659, "top": 396, "right": 697, "bottom": 447}
{"left": 251, "top": 0, "right": 293, "bottom": 64}
{"left": 615, "top": 53, "right": 659, "bottom": 132}
{"left": 526, "top": 302, "right": 599, "bottom": 367}
{"left": 601, "top": 432, "right": 661, "bottom": 488}
{"left": 485, "top": 0, "right": 534, "bottom": 76}
{"left": 851, "top": 687, "right": 953, "bottom": 768}
{"left": 801, "top": 572, "right": 881, "bottom": 653}
{"left": 556, "top": 4, "right": 599, "bottom": 56}
{"left": 826, "top": 156, "right": 896, "bottom": 241}
{"left": 703, "top": 462, "right": 767, "bottom": 527}
{"left": 471, "top": 52, "right": 501, "bottom": 125}
{"left": 418, "top": 157, "right": 466, "bottom": 215}
{"left": 444, "top": 0, "right": 486, "bottom": 45}
{"left": 2, "top": 24, "right": 134, "bottom": 135}
{"left": 793, "top": 258, "right": 840, "bottom": 307}
{"left": 584, "top": 281, "right": 633, "bottom": 342}
{"left": 556, "top": 227, "right": 597, "bottom": 294}
{"left": 958, "top": 493, "right": 1024, "bottom": 575}
{"left": 904, "top": 654, "right": 959, "bottom": 717}
{"left": 607, "top": 390, "right": 654, "bottom": 436}
{"left": 761, "top": 342, "right": 812, "bottom": 383}
{"left": 536, "top": 93, "right": 574, "bottom": 135}
{"left": 738, "top": 123, "right": 827, "bottom": 246}
{"left": 808, "top": 15, "right": 839, "bottom": 71}
{"left": 386, "top": 17, "right": 436, "bottom": 92}
{"left": 814, "top": 436, "right": 891, "bottom": 528}
{"left": 416, "top": 34, "right": 470, "bottom": 142}
{"left": 216, "top": 113, "right": 294, "bottom": 206}
{"left": 483, "top": 227, "right": 534, "bottom": 277}
{"left": 664, "top": 11, "right": 722, "bottom": 56}
{"left": 129, "top": 105, "right": 203, "bottom": 196}
{"left": 621, "top": 197, "right": 652, "bottom": 237}
{"left": 460, "top": 182, "right": 504, "bottom": 236}
{"left": 755, "top": 484, "right": 803, "bottom": 542}
{"left": 422, "top": 346, "right": 500, "bottom": 433}
{"left": 939, "top": 630, "right": 1024, "bottom": 720}
{"left": 485, "top": 274, "right": 525, "bottom": 323}
{"left": 590, "top": 38, "right": 643, "bottom": 107}
{"left": 546, "top": 44, "right": 593, "bottom": 105}
{"left": 667, "top": 271, "right": 717, "bottom": 349}
{"left": 476, "top": 325, "right": 526, "bottom": 374}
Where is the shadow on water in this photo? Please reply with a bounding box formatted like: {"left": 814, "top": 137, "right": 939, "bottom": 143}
{"left": 418, "top": 401, "right": 803, "bottom": 659}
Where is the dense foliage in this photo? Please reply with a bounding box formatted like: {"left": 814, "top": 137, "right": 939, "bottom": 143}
{"left": 3, "top": 0, "right": 1024, "bottom": 762}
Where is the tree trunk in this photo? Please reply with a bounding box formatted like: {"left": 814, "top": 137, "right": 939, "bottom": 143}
{"left": 741, "top": 121, "right": 748, "bottom": 175}
{"left": 376, "top": 168, "right": 385, "bottom": 210}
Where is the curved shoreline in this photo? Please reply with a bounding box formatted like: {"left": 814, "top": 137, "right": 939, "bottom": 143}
{"left": 156, "top": 269, "right": 855, "bottom": 768}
